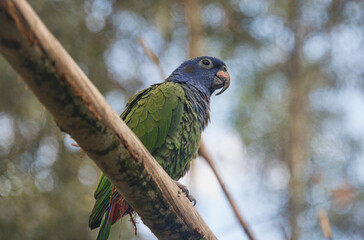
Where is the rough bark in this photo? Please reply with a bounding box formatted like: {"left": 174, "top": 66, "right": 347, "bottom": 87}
{"left": 0, "top": 1, "right": 217, "bottom": 239}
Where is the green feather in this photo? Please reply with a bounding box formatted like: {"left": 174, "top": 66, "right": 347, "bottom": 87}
{"left": 97, "top": 214, "right": 112, "bottom": 240}
{"left": 169, "top": 101, "right": 184, "bottom": 134}
{"left": 89, "top": 173, "right": 112, "bottom": 229}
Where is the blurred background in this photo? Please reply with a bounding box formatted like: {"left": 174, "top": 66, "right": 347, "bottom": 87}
{"left": 0, "top": 0, "right": 364, "bottom": 239}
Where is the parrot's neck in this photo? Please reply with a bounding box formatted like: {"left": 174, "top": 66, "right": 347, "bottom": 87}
{"left": 181, "top": 84, "right": 210, "bottom": 129}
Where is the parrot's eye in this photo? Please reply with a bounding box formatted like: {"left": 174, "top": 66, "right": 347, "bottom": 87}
{"left": 222, "top": 66, "right": 228, "bottom": 72}
{"left": 199, "top": 58, "right": 213, "bottom": 69}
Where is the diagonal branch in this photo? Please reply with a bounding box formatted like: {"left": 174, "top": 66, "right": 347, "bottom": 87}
{"left": 0, "top": 1, "right": 216, "bottom": 239}
{"left": 138, "top": 37, "right": 165, "bottom": 80}
{"left": 198, "top": 142, "right": 256, "bottom": 240}
{"left": 317, "top": 210, "right": 332, "bottom": 240}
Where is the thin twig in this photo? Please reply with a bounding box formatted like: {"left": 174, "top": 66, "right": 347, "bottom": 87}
{"left": 280, "top": 224, "right": 289, "bottom": 240}
{"left": 138, "top": 37, "right": 165, "bottom": 80}
{"left": 198, "top": 141, "right": 256, "bottom": 240}
{"left": 317, "top": 210, "right": 332, "bottom": 240}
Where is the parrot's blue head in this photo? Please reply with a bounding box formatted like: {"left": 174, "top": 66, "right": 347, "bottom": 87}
{"left": 166, "top": 56, "right": 230, "bottom": 96}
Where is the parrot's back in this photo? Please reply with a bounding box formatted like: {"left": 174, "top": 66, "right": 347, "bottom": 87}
{"left": 89, "top": 82, "right": 209, "bottom": 239}
{"left": 89, "top": 56, "right": 230, "bottom": 240}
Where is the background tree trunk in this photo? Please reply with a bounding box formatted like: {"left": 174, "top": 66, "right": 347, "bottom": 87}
{"left": 286, "top": 1, "right": 310, "bottom": 239}
{"left": 184, "top": 0, "right": 204, "bottom": 58}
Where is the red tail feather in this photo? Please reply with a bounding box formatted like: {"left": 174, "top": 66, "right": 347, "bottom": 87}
{"left": 110, "top": 194, "right": 129, "bottom": 224}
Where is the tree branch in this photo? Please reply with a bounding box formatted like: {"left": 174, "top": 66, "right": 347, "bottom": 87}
{"left": 0, "top": 1, "right": 216, "bottom": 239}
{"left": 198, "top": 142, "right": 256, "bottom": 240}
{"left": 138, "top": 37, "right": 165, "bottom": 80}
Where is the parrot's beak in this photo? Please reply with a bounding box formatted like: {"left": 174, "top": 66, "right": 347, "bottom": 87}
{"left": 212, "top": 67, "right": 230, "bottom": 96}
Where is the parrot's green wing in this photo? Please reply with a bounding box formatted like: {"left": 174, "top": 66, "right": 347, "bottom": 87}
{"left": 89, "top": 172, "right": 112, "bottom": 229}
{"left": 89, "top": 82, "right": 185, "bottom": 229}
{"left": 122, "top": 82, "right": 185, "bottom": 152}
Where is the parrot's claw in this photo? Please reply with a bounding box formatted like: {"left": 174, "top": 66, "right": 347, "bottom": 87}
{"left": 174, "top": 181, "right": 196, "bottom": 206}
{"left": 187, "top": 194, "right": 196, "bottom": 206}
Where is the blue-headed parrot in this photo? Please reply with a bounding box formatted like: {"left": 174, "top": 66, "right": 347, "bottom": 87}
{"left": 89, "top": 56, "right": 230, "bottom": 240}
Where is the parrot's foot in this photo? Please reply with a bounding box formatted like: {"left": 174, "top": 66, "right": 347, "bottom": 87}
{"left": 174, "top": 181, "right": 196, "bottom": 206}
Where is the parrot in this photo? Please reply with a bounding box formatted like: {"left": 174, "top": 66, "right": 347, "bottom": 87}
{"left": 89, "top": 56, "right": 230, "bottom": 240}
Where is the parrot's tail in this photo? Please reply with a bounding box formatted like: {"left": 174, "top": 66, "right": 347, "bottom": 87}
{"left": 97, "top": 192, "right": 130, "bottom": 240}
